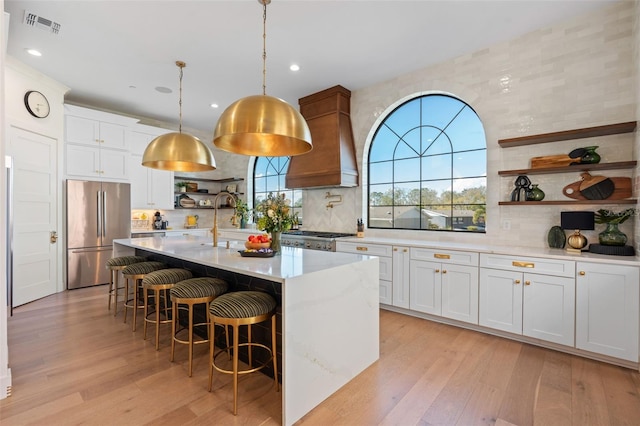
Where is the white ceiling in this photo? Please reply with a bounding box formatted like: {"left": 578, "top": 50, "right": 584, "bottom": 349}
{"left": 5, "top": 0, "right": 619, "bottom": 136}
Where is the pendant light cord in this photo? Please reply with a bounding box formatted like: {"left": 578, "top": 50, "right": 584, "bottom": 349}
{"left": 262, "top": 0, "right": 267, "bottom": 96}
{"left": 177, "top": 61, "right": 185, "bottom": 133}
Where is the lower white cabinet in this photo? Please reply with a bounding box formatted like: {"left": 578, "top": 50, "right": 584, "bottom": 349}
{"left": 165, "top": 229, "right": 211, "bottom": 237}
{"left": 392, "top": 246, "right": 410, "bottom": 309}
{"left": 576, "top": 262, "right": 639, "bottom": 362}
{"left": 479, "top": 254, "right": 575, "bottom": 346}
{"left": 409, "top": 248, "right": 479, "bottom": 324}
{"left": 130, "top": 154, "right": 174, "bottom": 210}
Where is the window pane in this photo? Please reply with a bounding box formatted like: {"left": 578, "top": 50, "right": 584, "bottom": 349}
{"left": 453, "top": 150, "right": 486, "bottom": 178}
{"left": 370, "top": 126, "right": 399, "bottom": 163}
{"left": 422, "top": 154, "right": 452, "bottom": 181}
{"left": 395, "top": 129, "right": 421, "bottom": 160}
{"left": 393, "top": 206, "right": 421, "bottom": 229}
{"left": 421, "top": 95, "right": 465, "bottom": 129}
{"left": 369, "top": 161, "right": 393, "bottom": 184}
{"left": 383, "top": 98, "right": 420, "bottom": 136}
{"left": 394, "top": 158, "right": 420, "bottom": 182}
{"left": 421, "top": 205, "right": 452, "bottom": 230}
{"left": 394, "top": 182, "right": 420, "bottom": 205}
{"left": 370, "top": 183, "right": 393, "bottom": 205}
{"left": 369, "top": 206, "right": 393, "bottom": 228}
{"left": 443, "top": 106, "right": 486, "bottom": 151}
{"left": 254, "top": 176, "right": 266, "bottom": 193}
{"left": 421, "top": 127, "right": 450, "bottom": 156}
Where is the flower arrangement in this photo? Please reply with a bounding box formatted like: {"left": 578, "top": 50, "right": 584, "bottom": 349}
{"left": 254, "top": 192, "right": 293, "bottom": 234}
{"left": 594, "top": 208, "right": 635, "bottom": 224}
{"left": 232, "top": 197, "right": 251, "bottom": 224}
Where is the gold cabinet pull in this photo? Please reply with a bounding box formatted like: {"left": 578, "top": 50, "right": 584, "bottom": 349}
{"left": 356, "top": 246, "right": 368, "bottom": 252}
{"left": 393, "top": 248, "right": 398, "bottom": 251}
{"left": 515, "top": 279, "right": 521, "bottom": 284}
{"left": 524, "top": 280, "right": 531, "bottom": 285}
{"left": 435, "top": 269, "right": 440, "bottom": 273}
{"left": 512, "top": 261, "right": 534, "bottom": 268}
{"left": 579, "top": 271, "right": 585, "bottom": 276}
{"left": 434, "top": 253, "right": 450, "bottom": 259}
{"left": 442, "top": 270, "right": 447, "bottom": 274}
{"left": 403, "top": 249, "right": 408, "bottom": 253}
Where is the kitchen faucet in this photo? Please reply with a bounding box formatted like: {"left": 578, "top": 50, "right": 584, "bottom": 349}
{"left": 212, "top": 191, "right": 232, "bottom": 247}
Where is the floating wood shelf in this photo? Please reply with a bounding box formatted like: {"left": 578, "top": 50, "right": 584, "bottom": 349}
{"left": 498, "top": 121, "right": 637, "bottom": 147}
{"left": 174, "top": 176, "right": 244, "bottom": 183}
{"left": 498, "top": 161, "right": 637, "bottom": 176}
{"left": 499, "top": 199, "right": 637, "bottom": 206}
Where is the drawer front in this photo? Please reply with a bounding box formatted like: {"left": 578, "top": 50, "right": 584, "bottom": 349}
{"left": 379, "top": 256, "right": 392, "bottom": 281}
{"left": 336, "top": 241, "right": 392, "bottom": 257}
{"left": 480, "top": 253, "right": 575, "bottom": 278}
{"left": 411, "top": 247, "right": 479, "bottom": 266}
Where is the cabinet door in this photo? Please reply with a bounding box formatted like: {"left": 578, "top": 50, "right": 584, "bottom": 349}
{"left": 130, "top": 154, "right": 150, "bottom": 208}
{"left": 98, "top": 122, "right": 127, "bottom": 150}
{"left": 576, "top": 262, "right": 639, "bottom": 362}
{"left": 379, "top": 280, "right": 392, "bottom": 305}
{"left": 66, "top": 144, "right": 100, "bottom": 178}
{"left": 148, "top": 168, "right": 174, "bottom": 210}
{"left": 479, "top": 268, "right": 522, "bottom": 334}
{"left": 100, "top": 149, "right": 129, "bottom": 180}
{"left": 409, "top": 259, "right": 441, "bottom": 315}
{"left": 66, "top": 115, "right": 98, "bottom": 146}
{"left": 523, "top": 273, "right": 574, "bottom": 346}
{"left": 392, "top": 246, "right": 410, "bottom": 309}
{"left": 442, "top": 264, "right": 479, "bottom": 324}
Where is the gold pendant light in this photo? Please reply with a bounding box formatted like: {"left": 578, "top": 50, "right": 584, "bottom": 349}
{"left": 142, "top": 61, "right": 216, "bottom": 171}
{"left": 213, "top": 0, "right": 312, "bottom": 157}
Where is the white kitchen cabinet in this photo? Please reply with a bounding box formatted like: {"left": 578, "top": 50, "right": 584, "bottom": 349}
{"left": 129, "top": 124, "right": 166, "bottom": 155}
{"left": 410, "top": 248, "right": 479, "bottom": 324}
{"left": 392, "top": 246, "right": 410, "bottom": 309}
{"left": 165, "top": 229, "right": 211, "bottom": 237}
{"left": 576, "top": 262, "right": 639, "bottom": 362}
{"left": 64, "top": 105, "right": 137, "bottom": 181}
{"left": 335, "top": 241, "right": 393, "bottom": 305}
{"left": 479, "top": 254, "right": 575, "bottom": 346}
{"left": 130, "top": 154, "right": 174, "bottom": 210}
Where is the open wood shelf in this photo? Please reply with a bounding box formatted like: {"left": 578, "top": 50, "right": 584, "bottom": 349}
{"left": 498, "top": 121, "right": 636, "bottom": 147}
{"left": 498, "top": 161, "right": 637, "bottom": 176}
{"left": 499, "top": 199, "right": 637, "bottom": 206}
{"left": 174, "top": 176, "right": 244, "bottom": 183}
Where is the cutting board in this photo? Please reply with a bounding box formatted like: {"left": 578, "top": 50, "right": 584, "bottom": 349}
{"left": 562, "top": 173, "right": 632, "bottom": 200}
{"left": 531, "top": 154, "right": 575, "bottom": 169}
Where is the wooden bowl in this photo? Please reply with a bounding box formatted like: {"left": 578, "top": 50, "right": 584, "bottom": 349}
{"left": 245, "top": 241, "right": 271, "bottom": 250}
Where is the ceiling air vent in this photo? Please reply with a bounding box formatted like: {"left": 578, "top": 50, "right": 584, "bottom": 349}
{"left": 23, "top": 11, "right": 61, "bottom": 35}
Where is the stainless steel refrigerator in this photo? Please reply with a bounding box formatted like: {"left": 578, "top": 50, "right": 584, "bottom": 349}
{"left": 66, "top": 180, "right": 131, "bottom": 289}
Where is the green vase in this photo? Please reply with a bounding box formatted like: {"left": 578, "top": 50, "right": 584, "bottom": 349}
{"left": 270, "top": 231, "right": 281, "bottom": 253}
{"left": 598, "top": 222, "right": 627, "bottom": 246}
{"left": 526, "top": 184, "right": 545, "bottom": 201}
{"left": 581, "top": 146, "right": 601, "bottom": 164}
{"left": 240, "top": 217, "right": 247, "bottom": 229}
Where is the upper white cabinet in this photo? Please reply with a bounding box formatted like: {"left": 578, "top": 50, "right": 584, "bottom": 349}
{"left": 576, "top": 261, "right": 639, "bottom": 362}
{"left": 479, "top": 254, "right": 575, "bottom": 346}
{"left": 410, "top": 248, "right": 479, "bottom": 324}
{"left": 64, "top": 105, "right": 137, "bottom": 182}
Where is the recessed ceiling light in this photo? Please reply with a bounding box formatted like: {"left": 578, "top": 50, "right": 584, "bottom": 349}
{"left": 155, "top": 86, "right": 172, "bottom": 94}
{"left": 129, "top": 85, "right": 137, "bottom": 89}
{"left": 290, "top": 64, "right": 300, "bottom": 72}
{"left": 210, "top": 103, "right": 219, "bottom": 108}
{"left": 25, "top": 48, "right": 42, "bottom": 57}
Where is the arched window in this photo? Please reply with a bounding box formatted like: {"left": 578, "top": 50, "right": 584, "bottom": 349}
{"left": 253, "top": 156, "right": 303, "bottom": 224}
{"left": 368, "top": 94, "right": 486, "bottom": 232}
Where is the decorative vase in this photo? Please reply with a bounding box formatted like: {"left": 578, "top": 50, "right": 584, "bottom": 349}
{"left": 526, "top": 184, "right": 545, "bottom": 201}
{"left": 240, "top": 217, "right": 247, "bottom": 229}
{"left": 580, "top": 146, "right": 601, "bottom": 164}
{"left": 270, "top": 231, "right": 281, "bottom": 253}
{"left": 598, "top": 222, "right": 627, "bottom": 246}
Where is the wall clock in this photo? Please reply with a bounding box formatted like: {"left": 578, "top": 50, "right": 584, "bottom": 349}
{"left": 24, "top": 90, "right": 50, "bottom": 118}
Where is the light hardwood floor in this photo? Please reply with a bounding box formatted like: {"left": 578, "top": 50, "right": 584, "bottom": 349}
{"left": 2, "top": 286, "right": 640, "bottom": 426}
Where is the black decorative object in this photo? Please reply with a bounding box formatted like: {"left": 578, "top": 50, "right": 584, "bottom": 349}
{"left": 589, "top": 244, "right": 635, "bottom": 256}
{"left": 510, "top": 175, "right": 531, "bottom": 201}
{"left": 547, "top": 226, "right": 566, "bottom": 249}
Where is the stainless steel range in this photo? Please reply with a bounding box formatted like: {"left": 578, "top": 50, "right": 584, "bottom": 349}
{"left": 281, "top": 230, "right": 355, "bottom": 251}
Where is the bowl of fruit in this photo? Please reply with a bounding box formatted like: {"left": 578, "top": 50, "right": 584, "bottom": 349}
{"left": 244, "top": 234, "right": 271, "bottom": 250}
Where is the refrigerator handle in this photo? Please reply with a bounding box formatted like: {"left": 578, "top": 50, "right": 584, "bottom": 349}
{"left": 97, "top": 190, "right": 102, "bottom": 238}
{"left": 102, "top": 190, "right": 107, "bottom": 238}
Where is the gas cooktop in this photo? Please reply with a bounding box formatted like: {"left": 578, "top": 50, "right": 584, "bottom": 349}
{"left": 283, "top": 230, "right": 356, "bottom": 239}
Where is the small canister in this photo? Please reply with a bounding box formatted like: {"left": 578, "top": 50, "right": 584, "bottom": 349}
{"left": 357, "top": 219, "right": 364, "bottom": 238}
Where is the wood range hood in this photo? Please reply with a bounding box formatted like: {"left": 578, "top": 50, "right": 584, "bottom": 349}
{"left": 285, "top": 85, "right": 359, "bottom": 189}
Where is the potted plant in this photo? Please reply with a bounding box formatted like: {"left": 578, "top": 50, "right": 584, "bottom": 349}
{"left": 175, "top": 182, "right": 189, "bottom": 192}
{"left": 232, "top": 197, "right": 251, "bottom": 229}
{"left": 594, "top": 208, "right": 635, "bottom": 246}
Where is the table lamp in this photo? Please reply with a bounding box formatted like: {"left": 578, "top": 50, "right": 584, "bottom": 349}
{"left": 561, "top": 211, "right": 595, "bottom": 253}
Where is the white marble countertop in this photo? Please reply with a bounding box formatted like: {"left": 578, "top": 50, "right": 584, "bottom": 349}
{"left": 113, "top": 236, "right": 373, "bottom": 283}
{"left": 338, "top": 236, "right": 640, "bottom": 266}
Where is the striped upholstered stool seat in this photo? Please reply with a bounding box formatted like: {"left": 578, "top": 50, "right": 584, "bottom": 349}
{"left": 122, "top": 261, "right": 167, "bottom": 331}
{"left": 170, "top": 277, "right": 229, "bottom": 376}
{"left": 142, "top": 268, "right": 193, "bottom": 350}
{"left": 208, "top": 291, "right": 279, "bottom": 415}
{"left": 105, "top": 255, "right": 146, "bottom": 315}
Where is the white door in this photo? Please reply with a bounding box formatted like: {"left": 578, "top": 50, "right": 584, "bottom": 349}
{"left": 8, "top": 127, "right": 58, "bottom": 306}
{"left": 441, "top": 263, "right": 479, "bottom": 324}
{"left": 392, "top": 246, "right": 410, "bottom": 309}
{"left": 523, "top": 273, "right": 574, "bottom": 346}
{"left": 409, "top": 259, "right": 441, "bottom": 315}
{"left": 479, "top": 268, "right": 522, "bottom": 334}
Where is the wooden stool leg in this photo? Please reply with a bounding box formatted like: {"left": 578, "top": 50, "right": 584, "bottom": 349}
{"left": 113, "top": 270, "right": 120, "bottom": 316}
{"left": 108, "top": 270, "right": 114, "bottom": 311}
{"left": 155, "top": 288, "right": 161, "bottom": 350}
{"left": 188, "top": 301, "right": 194, "bottom": 377}
{"left": 208, "top": 313, "right": 215, "bottom": 392}
{"left": 133, "top": 279, "right": 141, "bottom": 332}
{"left": 123, "top": 277, "right": 129, "bottom": 324}
{"left": 272, "top": 314, "right": 279, "bottom": 392}
{"left": 143, "top": 285, "right": 150, "bottom": 339}
{"left": 170, "top": 300, "right": 177, "bottom": 362}
{"left": 232, "top": 323, "right": 240, "bottom": 416}
{"left": 248, "top": 324, "right": 253, "bottom": 368}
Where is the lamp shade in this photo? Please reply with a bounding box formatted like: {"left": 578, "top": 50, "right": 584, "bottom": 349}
{"left": 213, "top": 95, "right": 313, "bottom": 157}
{"left": 560, "top": 211, "right": 595, "bottom": 230}
{"left": 142, "top": 132, "right": 216, "bottom": 172}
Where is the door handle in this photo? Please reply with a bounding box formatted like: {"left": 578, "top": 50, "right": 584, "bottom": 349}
{"left": 524, "top": 280, "right": 530, "bottom": 285}
{"left": 102, "top": 191, "right": 107, "bottom": 237}
{"left": 97, "top": 191, "right": 102, "bottom": 237}
{"left": 50, "top": 231, "right": 58, "bottom": 243}
{"left": 515, "top": 279, "right": 521, "bottom": 284}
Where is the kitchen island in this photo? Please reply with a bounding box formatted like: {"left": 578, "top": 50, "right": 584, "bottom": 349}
{"left": 113, "top": 236, "right": 379, "bottom": 425}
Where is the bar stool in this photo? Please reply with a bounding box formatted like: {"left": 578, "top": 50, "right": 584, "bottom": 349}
{"left": 142, "top": 268, "right": 193, "bottom": 350}
{"left": 208, "top": 291, "right": 279, "bottom": 415}
{"left": 170, "top": 277, "right": 229, "bottom": 376}
{"left": 122, "top": 261, "right": 167, "bottom": 331}
{"left": 106, "top": 255, "right": 147, "bottom": 316}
